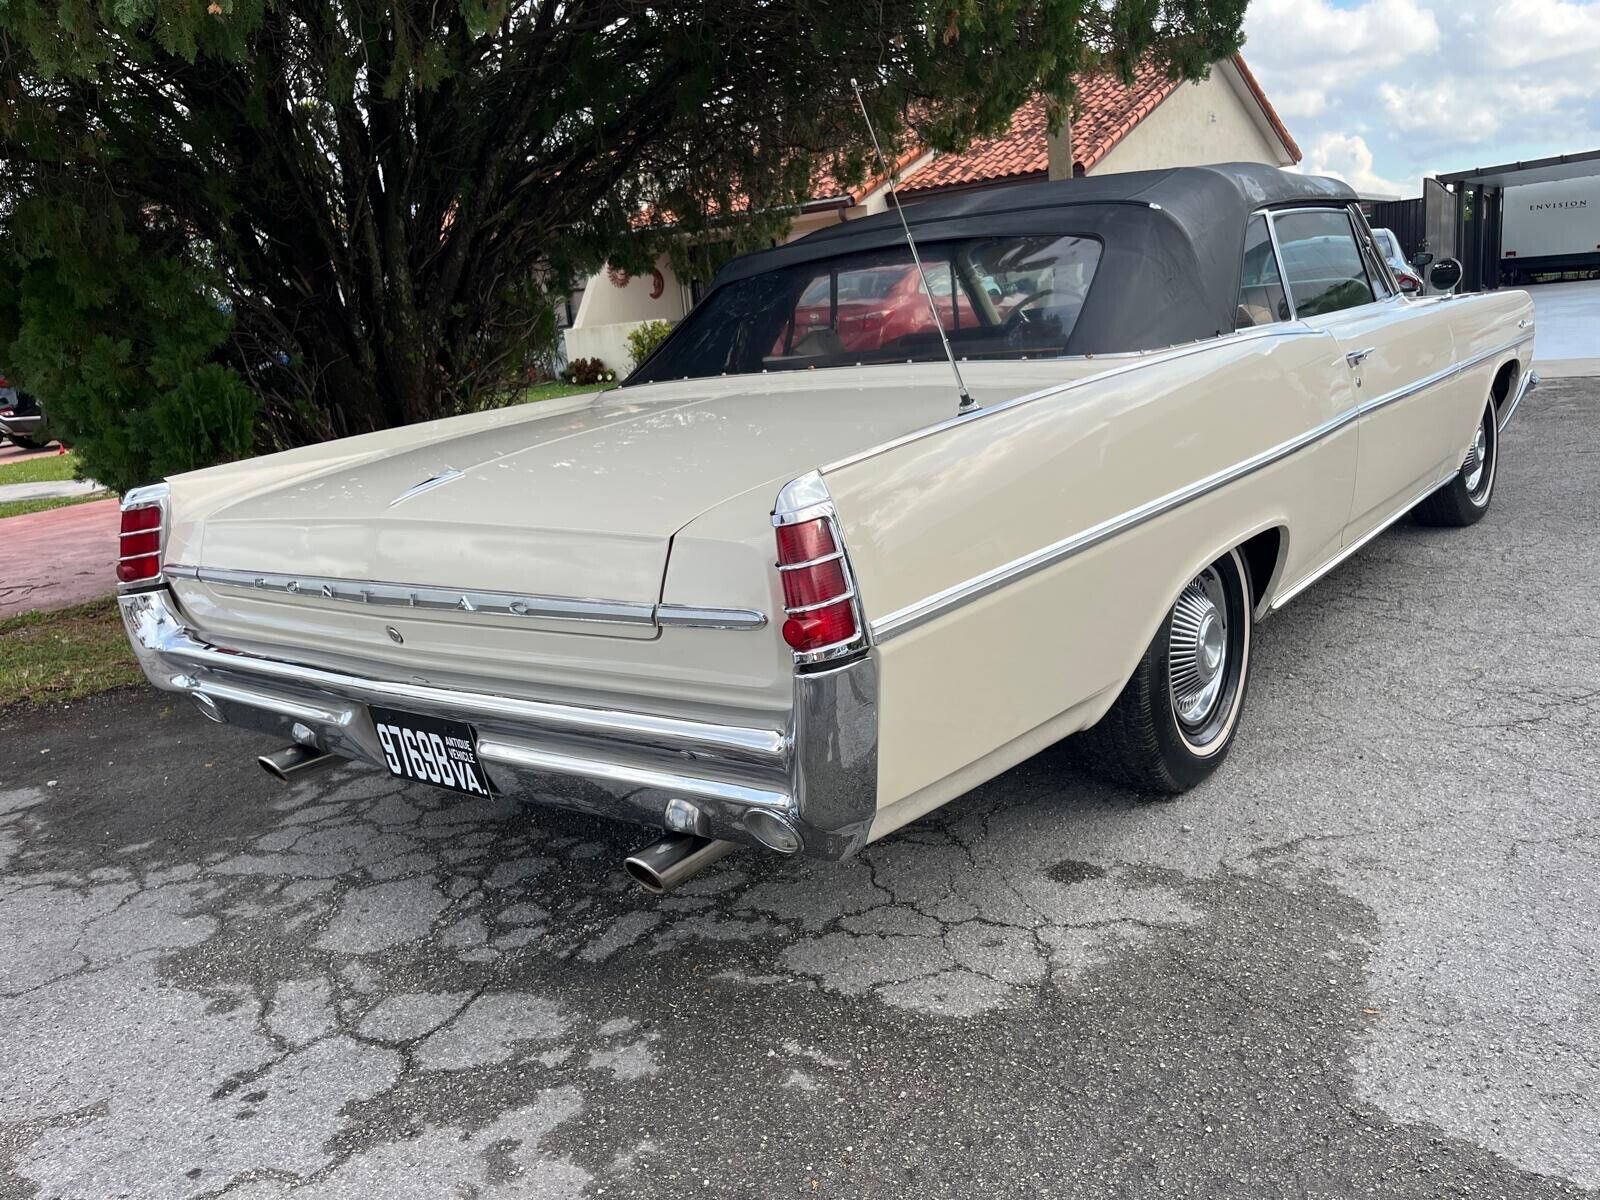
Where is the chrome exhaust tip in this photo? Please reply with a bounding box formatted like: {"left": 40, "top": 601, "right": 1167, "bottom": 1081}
{"left": 623, "top": 834, "right": 738, "bottom": 895}
{"left": 258, "top": 744, "right": 336, "bottom": 783}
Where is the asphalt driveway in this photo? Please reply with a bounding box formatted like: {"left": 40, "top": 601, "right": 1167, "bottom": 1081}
{"left": 2, "top": 378, "right": 1596, "bottom": 1199}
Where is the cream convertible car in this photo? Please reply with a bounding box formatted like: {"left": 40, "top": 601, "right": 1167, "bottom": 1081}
{"left": 118, "top": 164, "right": 1536, "bottom": 891}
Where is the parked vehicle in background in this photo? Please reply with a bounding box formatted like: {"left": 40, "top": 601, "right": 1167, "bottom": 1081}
{"left": 1372, "top": 227, "right": 1424, "bottom": 294}
{"left": 779, "top": 259, "right": 1043, "bottom": 357}
{"left": 1500, "top": 177, "right": 1600, "bottom": 284}
{"left": 0, "top": 376, "right": 55, "bottom": 450}
{"left": 116, "top": 164, "right": 1536, "bottom": 895}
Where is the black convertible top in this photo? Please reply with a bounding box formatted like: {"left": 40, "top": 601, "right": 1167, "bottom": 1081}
{"left": 709, "top": 163, "right": 1357, "bottom": 353}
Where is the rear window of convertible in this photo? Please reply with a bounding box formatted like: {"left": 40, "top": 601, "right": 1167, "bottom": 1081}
{"left": 629, "top": 235, "right": 1103, "bottom": 383}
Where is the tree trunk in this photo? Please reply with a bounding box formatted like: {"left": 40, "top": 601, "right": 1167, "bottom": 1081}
{"left": 1047, "top": 119, "right": 1075, "bottom": 181}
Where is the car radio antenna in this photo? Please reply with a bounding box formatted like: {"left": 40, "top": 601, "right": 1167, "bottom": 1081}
{"left": 851, "top": 78, "right": 976, "bottom": 413}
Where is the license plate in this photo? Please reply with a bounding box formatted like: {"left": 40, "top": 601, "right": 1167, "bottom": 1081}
{"left": 370, "top": 706, "right": 494, "bottom": 796}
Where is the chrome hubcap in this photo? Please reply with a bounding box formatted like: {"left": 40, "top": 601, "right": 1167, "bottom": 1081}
{"left": 1463, "top": 422, "right": 1488, "bottom": 494}
{"left": 1169, "top": 568, "right": 1229, "bottom": 728}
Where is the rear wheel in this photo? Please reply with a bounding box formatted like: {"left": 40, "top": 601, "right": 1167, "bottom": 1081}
{"left": 1413, "top": 400, "right": 1497, "bottom": 527}
{"left": 1078, "top": 548, "right": 1253, "bottom": 793}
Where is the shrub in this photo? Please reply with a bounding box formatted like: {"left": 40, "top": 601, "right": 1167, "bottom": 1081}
{"left": 0, "top": 198, "right": 258, "bottom": 494}
{"left": 624, "top": 320, "right": 674, "bottom": 370}
{"left": 562, "top": 357, "right": 616, "bottom": 387}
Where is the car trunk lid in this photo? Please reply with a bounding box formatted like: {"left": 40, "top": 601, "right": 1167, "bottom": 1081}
{"left": 186, "top": 376, "right": 948, "bottom": 611}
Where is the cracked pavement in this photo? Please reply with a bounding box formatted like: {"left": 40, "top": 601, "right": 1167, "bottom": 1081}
{"left": 2, "top": 378, "right": 1597, "bottom": 1198}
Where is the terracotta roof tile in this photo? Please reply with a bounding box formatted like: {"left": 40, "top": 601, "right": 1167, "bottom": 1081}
{"left": 895, "top": 93, "right": 1054, "bottom": 193}
{"left": 892, "top": 54, "right": 1298, "bottom": 196}
{"left": 899, "top": 59, "right": 1176, "bottom": 193}
{"left": 809, "top": 148, "right": 924, "bottom": 205}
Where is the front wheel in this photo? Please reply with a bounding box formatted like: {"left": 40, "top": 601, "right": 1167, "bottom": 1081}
{"left": 1413, "top": 400, "right": 1497, "bottom": 527}
{"left": 1077, "top": 547, "right": 1253, "bottom": 794}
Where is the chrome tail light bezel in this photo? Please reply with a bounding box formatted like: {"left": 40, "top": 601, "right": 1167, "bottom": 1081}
{"left": 117, "top": 482, "right": 170, "bottom": 592}
{"left": 772, "top": 472, "right": 871, "bottom": 668}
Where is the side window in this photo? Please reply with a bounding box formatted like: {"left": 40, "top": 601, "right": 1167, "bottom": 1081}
{"left": 1272, "top": 210, "right": 1377, "bottom": 317}
{"left": 1237, "top": 214, "right": 1291, "bottom": 327}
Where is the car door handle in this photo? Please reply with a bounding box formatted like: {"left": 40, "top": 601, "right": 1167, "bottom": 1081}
{"left": 1345, "top": 347, "right": 1375, "bottom": 367}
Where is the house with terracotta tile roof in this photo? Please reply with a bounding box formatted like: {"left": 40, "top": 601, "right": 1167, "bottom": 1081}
{"left": 564, "top": 54, "right": 1299, "bottom": 370}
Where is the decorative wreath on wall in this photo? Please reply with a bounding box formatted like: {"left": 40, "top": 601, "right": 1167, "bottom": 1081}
{"left": 606, "top": 265, "right": 630, "bottom": 288}
{"left": 649, "top": 268, "right": 665, "bottom": 299}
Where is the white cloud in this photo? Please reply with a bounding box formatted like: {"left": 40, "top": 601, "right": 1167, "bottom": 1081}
{"left": 1243, "top": 0, "right": 1600, "bottom": 198}
{"left": 1304, "top": 132, "right": 1413, "bottom": 198}
{"left": 1273, "top": 88, "right": 1330, "bottom": 120}
{"left": 1244, "top": 0, "right": 1440, "bottom": 71}
{"left": 1378, "top": 82, "right": 1504, "bottom": 143}
{"left": 1483, "top": 0, "right": 1600, "bottom": 66}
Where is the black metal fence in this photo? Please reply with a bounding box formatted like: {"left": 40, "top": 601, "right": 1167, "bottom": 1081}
{"left": 1367, "top": 198, "right": 1426, "bottom": 261}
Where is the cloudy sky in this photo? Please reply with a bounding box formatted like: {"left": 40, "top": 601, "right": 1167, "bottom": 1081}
{"left": 1239, "top": 0, "right": 1600, "bottom": 196}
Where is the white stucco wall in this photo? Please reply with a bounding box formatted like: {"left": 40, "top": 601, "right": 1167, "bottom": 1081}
{"left": 562, "top": 321, "right": 652, "bottom": 373}
{"left": 573, "top": 254, "right": 691, "bottom": 327}
{"left": 1090, "top": 65, "right": 1288, "bottom": 176}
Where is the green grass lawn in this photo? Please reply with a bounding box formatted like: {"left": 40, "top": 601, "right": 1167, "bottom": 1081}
{"left": 518, "top": 381, "right": 610, "bottom": 404}
{"left": 0, "top": 490, "right": 112, "bottom": 520}
{"left": 0, "top": 597, "right": 142, "bottom": 708}
{"left": 0, "top": 449, "right": 81, "bottom": 487}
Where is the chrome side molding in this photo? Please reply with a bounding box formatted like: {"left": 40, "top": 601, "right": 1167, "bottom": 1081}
{"left": 1269, "top": 468, "right": 1459, "bottom": 610}
{"left": 869, "top": 332, "right": 1535, "bottom": 643}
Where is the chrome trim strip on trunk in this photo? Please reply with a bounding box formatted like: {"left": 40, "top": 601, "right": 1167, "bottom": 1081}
{"left": 654, "top": 604, "right": 768, "bottom": 630}
{"left": 869, "top": 331, "right": 1533, "bottom": 642}
{"left": 165, "top": 564, "right": 766, "bottom": 631}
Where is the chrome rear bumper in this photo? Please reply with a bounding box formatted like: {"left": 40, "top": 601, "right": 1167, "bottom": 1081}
{"left": 119, "top": 588, "right": 878, "bottom": 859}
{"left": 0, "top": 412, "right": 43, "bottom": 437}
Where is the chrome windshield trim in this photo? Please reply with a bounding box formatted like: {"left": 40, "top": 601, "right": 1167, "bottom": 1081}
{"left": 167, "top": 565, "right": 766, "bottom": 631}
{"left": 871, "top": 331, "right": 1534, "bottom": 642}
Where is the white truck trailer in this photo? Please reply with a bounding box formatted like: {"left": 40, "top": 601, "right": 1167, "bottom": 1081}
{"left": 1500, "top": 177, "right": 1600, "bottom": 283}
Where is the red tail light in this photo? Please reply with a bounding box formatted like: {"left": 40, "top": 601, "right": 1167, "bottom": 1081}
{"left": 775, "top": 516, "right": 861, "bottom": 657}
{"left": 117, "top": 486, "right": 168, "bottom": 586}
